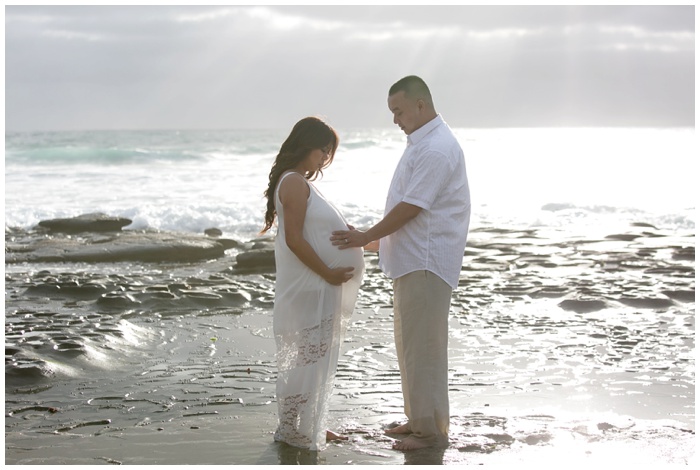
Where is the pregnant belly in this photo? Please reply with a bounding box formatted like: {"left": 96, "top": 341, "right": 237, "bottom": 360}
{"left": 315, "top": 238, "right": 364, "bottom": 271}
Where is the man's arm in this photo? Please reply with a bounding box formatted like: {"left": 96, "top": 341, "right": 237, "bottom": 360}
{"left": 331, "top": 201, "right": 422, "bottom": 249}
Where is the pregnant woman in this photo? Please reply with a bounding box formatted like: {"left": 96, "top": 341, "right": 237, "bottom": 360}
{"left": 261, "top": 117, "right": 365, "bottom": 450}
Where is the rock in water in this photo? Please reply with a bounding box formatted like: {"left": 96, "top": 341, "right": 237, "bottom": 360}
{"left": 204, "top": 228, "right": 223, "bottom": 237}
{"left": 38, "top": 213, "right": 132, "bottom": 233}
{"left": 6, "top": 231, "right": 231, "bottom": 263}
{"left": 235, "top": 249, "right": 275, "bottom": 268}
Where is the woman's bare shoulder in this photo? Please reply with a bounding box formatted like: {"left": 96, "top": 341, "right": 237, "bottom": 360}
{"left": 278, "top": 172, "right": 309, "bottom": 203}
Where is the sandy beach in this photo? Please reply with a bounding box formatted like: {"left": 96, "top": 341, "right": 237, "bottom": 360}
{"left": 4, "top": 223, "right": 695, "bottom": 465}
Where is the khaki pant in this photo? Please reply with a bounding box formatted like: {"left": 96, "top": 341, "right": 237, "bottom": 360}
{"left": 393, "top": 270, "right": 452, "bottom": 446}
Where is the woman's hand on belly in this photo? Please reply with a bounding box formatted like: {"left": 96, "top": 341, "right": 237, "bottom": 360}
{"left": 324, "top": 266, "right": 356, "bottom": 285}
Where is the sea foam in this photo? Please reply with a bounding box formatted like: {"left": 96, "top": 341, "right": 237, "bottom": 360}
{"left": 5, "top": 127, "right": 695, "bottom": 240}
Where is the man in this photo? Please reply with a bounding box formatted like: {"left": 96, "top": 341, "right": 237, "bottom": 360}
{"left": 331, "top": 75, "right": 471, "bottom": 450}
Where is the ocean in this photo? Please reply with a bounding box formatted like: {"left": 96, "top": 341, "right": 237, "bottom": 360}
{"left": 4, "top": 126, "right": 695, "bottom": 240}
{"left": 4, "top": 126, "right": 696, "bottom": 464}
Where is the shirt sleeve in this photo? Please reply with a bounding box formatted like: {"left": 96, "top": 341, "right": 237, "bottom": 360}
{"left": 402, "top": 149, "right": 455, "bottom": 210}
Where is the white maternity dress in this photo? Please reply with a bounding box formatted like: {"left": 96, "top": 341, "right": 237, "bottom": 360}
{"left": 273, "top": 172, "right": 365, "bottom": 450}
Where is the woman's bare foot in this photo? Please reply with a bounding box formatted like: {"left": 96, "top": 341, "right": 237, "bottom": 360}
{"left": 384, "top": 422, "right": 411, "bottom": 435}
{"left": 326, "top": 430, "right": 348, "bottom": 441}
{"left": 392, "top": 435, "right": 431, "bottom": 451}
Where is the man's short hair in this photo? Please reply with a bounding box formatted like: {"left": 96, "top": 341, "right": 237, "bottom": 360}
{"left": 389, "top": 75, "right": 433, "bottom": 105}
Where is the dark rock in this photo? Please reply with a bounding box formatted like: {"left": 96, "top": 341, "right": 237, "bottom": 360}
{"left": 631, "top": 222, "right": 658, "bottom": 229}
{"left": 97, "top": 293, "right": 141, "bottom": 308}
{"left": 217, "top": 238, "right": 242, "bottom": 250}
{"left": 251, "top": 238, "right": 275, "bottom": 250}
{"left": 204, "top": 228, "right": 223, "bottom": 237}
{"left": 235, "top": 249, "right": 275, "bottom": 268}
{"left": 661, "top": 290, "right": 695, "bottom": 302}
{"left": 617, "top": 297, "right": 674, "bottom": 309}
{"left": 5, "top": 361, "right": 52, "bottom": 379}
{"left": 37, "top": 213, "right": 132, "bottom": 233}
{"left": 6, "top": 231, "right": 231, "bottom": 264}
{"left": 672, "top": 246, "right": 694, "bottom": 261}
{"left": 75, "top": 240, "right": 225, "bottom": 263}
{"left": 605, "top": 233, "right": 640, "bottom": 242}
{"left": 558, "top": 298, "right": 608, "bottom": 313}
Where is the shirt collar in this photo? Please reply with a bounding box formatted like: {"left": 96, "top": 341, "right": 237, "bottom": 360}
{"left": 407, "top": 114, "right": 444, "bottom": 145}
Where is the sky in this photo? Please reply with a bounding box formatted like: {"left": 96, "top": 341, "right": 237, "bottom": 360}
{"left": 4, "top": 4, "right": 696, "bottom": 132}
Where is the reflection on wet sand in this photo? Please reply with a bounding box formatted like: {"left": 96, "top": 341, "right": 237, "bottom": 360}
{"left": 274, "top": 444, "right": 322, "bottom": 465}
{"left": 402, "top": 447, "right": 447, "bottom": 465}
{"left": 5, "top": 223, "right": 695, "bottom": 464}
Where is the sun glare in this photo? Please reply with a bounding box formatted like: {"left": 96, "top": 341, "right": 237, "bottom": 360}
{"left": 175, "top": 8, "right": 235, "bottom": 23}
{"left": 467, "top": 27, "right": 542, "bottom": 41}
{"left": 246, "top": 6, "right": 344, "bottom": 32}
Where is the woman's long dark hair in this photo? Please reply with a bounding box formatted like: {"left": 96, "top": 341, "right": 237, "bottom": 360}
{"left": 261, "top": 117, "right": 339, "bottom": 234}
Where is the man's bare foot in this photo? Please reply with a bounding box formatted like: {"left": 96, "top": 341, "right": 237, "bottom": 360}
{"left": 392, "top": 435, "right": 432, "bottom": 451}
{"left": 384, "top": 423, "right": 411, "bottom": 435}
{"left": 326, "top": 430, "right": 348, "bottom": 441}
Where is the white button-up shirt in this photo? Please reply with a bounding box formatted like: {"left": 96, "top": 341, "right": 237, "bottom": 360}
{"left": 379, "top": 114, "right": 471, "bottom": 289}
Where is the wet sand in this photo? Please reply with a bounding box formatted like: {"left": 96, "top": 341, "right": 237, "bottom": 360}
{"left": 4, "top": 223, "right": 695, "bottom": 465}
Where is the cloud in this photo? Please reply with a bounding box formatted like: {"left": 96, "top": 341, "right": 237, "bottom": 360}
{"left": 41, "top": 28, "right": 109, "bottom": 42}
{"left": 4, "top": 5, "right": 694, "bottom": 131}
{"left": 174, "top": 7, "right": 237, "bottom": 23}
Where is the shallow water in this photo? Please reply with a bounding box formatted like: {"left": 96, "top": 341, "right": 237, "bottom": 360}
{"left": 4, "top": 223, "right": 695, "bottom": 464}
